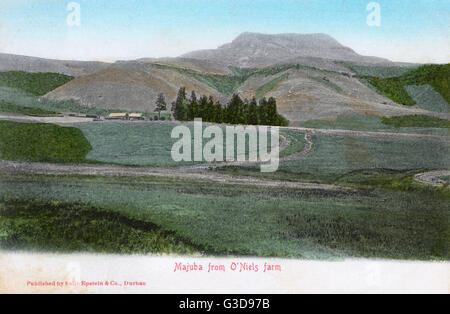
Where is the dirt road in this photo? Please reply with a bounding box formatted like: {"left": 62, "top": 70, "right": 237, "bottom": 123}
{"left": 414, "top": 170, "right": 450, "bottom": 187}
{"left": 0, "top": 160, "right": 354, "bottom": 192}
{"left": 284, "top": 126, "right": 449, "bottom": 141}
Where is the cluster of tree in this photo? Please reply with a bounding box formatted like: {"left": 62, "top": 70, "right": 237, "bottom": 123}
{"left": 170, "top": 87, "right": 289, "bottom": 126}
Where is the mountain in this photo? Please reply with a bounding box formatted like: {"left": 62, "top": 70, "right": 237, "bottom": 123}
{"left": 0, "top": 53, "right": 110, "bottom": 77}
{"left": 2, "top": 33, "right": 438, "bottom": 125}
{"left": 182, "top": 32, "right": 393, "bottom": 68}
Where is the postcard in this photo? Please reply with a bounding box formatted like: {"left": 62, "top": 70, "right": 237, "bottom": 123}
{"left": 0, "top": 0, "right": 448, "bottom": 297}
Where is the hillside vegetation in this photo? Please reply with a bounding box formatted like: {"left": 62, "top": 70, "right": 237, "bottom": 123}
{"left": 365, "top": 64, "right": 449, "bottom": 107}
{"left": 0, "top": 199, "right": 198, "bottom": 254}
{"left": 1, "top": 174, "right": 448, "bottom": 259}
{"left": 381, "top": 115, "right": 450, "bottom": 129}
{"left": 341, "top": 62, "right": 418, "bottom": 78}
{"left": 152, "top": 63, "right": 294, "bottom": 96}
{"left": 0, "top": 71, "right": 73, "bottom": 96}
{"left": 0, "top": 121, "right": 92, "bottom": 163}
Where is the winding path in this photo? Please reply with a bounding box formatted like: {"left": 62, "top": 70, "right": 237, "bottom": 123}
{"left": 414, "top": 170, "right": 450, "bottom": 187}
{"left": 0, "top": 160, "right": 354, "bottom": 192}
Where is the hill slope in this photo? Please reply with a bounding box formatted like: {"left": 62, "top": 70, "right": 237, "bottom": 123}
{"left": 0, "top": 53, "right": 109, "bottom": 77}
{"left": 43, "top": 61, "right": 228, "bottom": 113}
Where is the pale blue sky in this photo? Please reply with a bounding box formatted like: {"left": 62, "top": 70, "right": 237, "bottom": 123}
{"left": 0, "top": 0, "right": 448, "bottom": 63}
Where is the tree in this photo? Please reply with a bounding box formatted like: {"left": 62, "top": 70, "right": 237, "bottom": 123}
{"left": 266, "top": 97, "right": 278, "bottom": 125}
{"left": 171, "top": 88, "right": 288, "bottom": 126}
{"left": 187, "top": 91, "right": 198, "bottom": 120}
{"left": 155, "top": 93, "right": 167, "bottom": 119}
{"left": 247, "top": 98, "right": 259, "bottom": 125}
{"left": 173, "top": 87, "right": 187, "bottom": 121}
{"left": 206, "top": 96, "right": 215, "bottom": 122}
{"left": 258, "top": 97, "right": 268, "bottom": 125}
{"left": 213, "top": 101, "right": 223, "bottom": 123}
{"left": 199, "top": 95, "right": 209, "bottom": 120}
{"left": 226, "top": 94, "right": 244, "bottom": 124}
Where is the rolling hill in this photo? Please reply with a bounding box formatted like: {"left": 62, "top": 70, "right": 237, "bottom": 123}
{"left": 1, "top": 33, "right": 448, "bottom": 125}
{"left": 0, "top": 53, "right": 110, "bottom": 77}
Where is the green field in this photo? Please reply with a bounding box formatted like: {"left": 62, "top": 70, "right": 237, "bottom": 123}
{"left": 0, "top": 174, "right": 448, "bottom": 260}
{"left": 218, "top": 133, "right": 450, "bottom": 183}
{"left": 0, "top": 199, "right": 197, "bottom": 254}
{"left": 0, "top": 121, "right": 92, "bottom": 163}
{"left": 79, "top": 122, "right": 277, "bottom": 167}
{"left": 0, "top": 121, "right": 448, "bottom": 260}
{"left": 0, "top": 101, "right": 59, "bottom": 116}
{"left": 0, "top": 71, "right": 73, "bottom": 96}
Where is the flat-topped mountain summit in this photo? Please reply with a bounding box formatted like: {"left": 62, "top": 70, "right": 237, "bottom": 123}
{"left": 182, "top": 32, "right": 392, "bottom": 68}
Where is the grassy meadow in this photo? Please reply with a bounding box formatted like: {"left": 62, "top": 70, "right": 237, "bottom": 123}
{"left": 0, "top": 101, "right": 59, "bottom": 116}
{"left": 0, "top": 174, "right": 448, "bottom": 260}
{"left": 217, "top": 133, "right": 450, "bottom": 183}
{"left": 79, "top": 121, "right": 277, "bottom": 167}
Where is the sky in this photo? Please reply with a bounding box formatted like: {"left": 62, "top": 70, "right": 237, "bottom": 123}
{"left": 0, "top": 0, "right": 448, "bottom": 63}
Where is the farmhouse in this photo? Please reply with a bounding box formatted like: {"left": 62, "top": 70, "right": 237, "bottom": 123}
{"left": 106, "top": 113, "right": 144, "bottom": 120}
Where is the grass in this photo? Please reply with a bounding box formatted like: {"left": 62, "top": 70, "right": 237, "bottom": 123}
{"left": 152, "top": 63, "right": 294, "bottom": 96}
{"left": 309, "top": 76, "right": 343, "bottom": 92}
{"left": 381, "top": 115, "right": 450, "bottom": 129}
{"left": 0, "top": 200, "right": 198, "bottom": 254}
{"left": 217, "top": 133, "right": 450, "bottom": 183}
{"left": 0, "top": 101, "right": 59, "bottom": 116}
{"left": 404, "top": 84, "right": 449, "bottom": 113}
{"left": 301, "top": 114, "right": 450, "bottom": 136}
{"left": 441, "top": 176, "right": 450, "bottom": 184}
{"left": 365, "top": 64, "right": 450, "bottom": 107}
{"left": 79, "top": 122, "right": 275, "bottom": 167}
{"left": 0, "top": 71, "right": 73, "bottom": 96}
{"left": 279, "top": 130, "right": 306, "bottom": 158}
{"left": 340, "top": 62, "right": 419, "bottom": 78}
{"left": 0, "top": 121, "right": 92, "bottom": 163}
{"left": 0, "top": 174, "right": 448, "bottom": 260}
{"left": 256, "top": 73, "right": 289, "bottom": 98}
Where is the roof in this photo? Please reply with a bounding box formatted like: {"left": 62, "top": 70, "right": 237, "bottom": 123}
{"left": 108, "top": 113, "right": 128, "bottom": 117}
